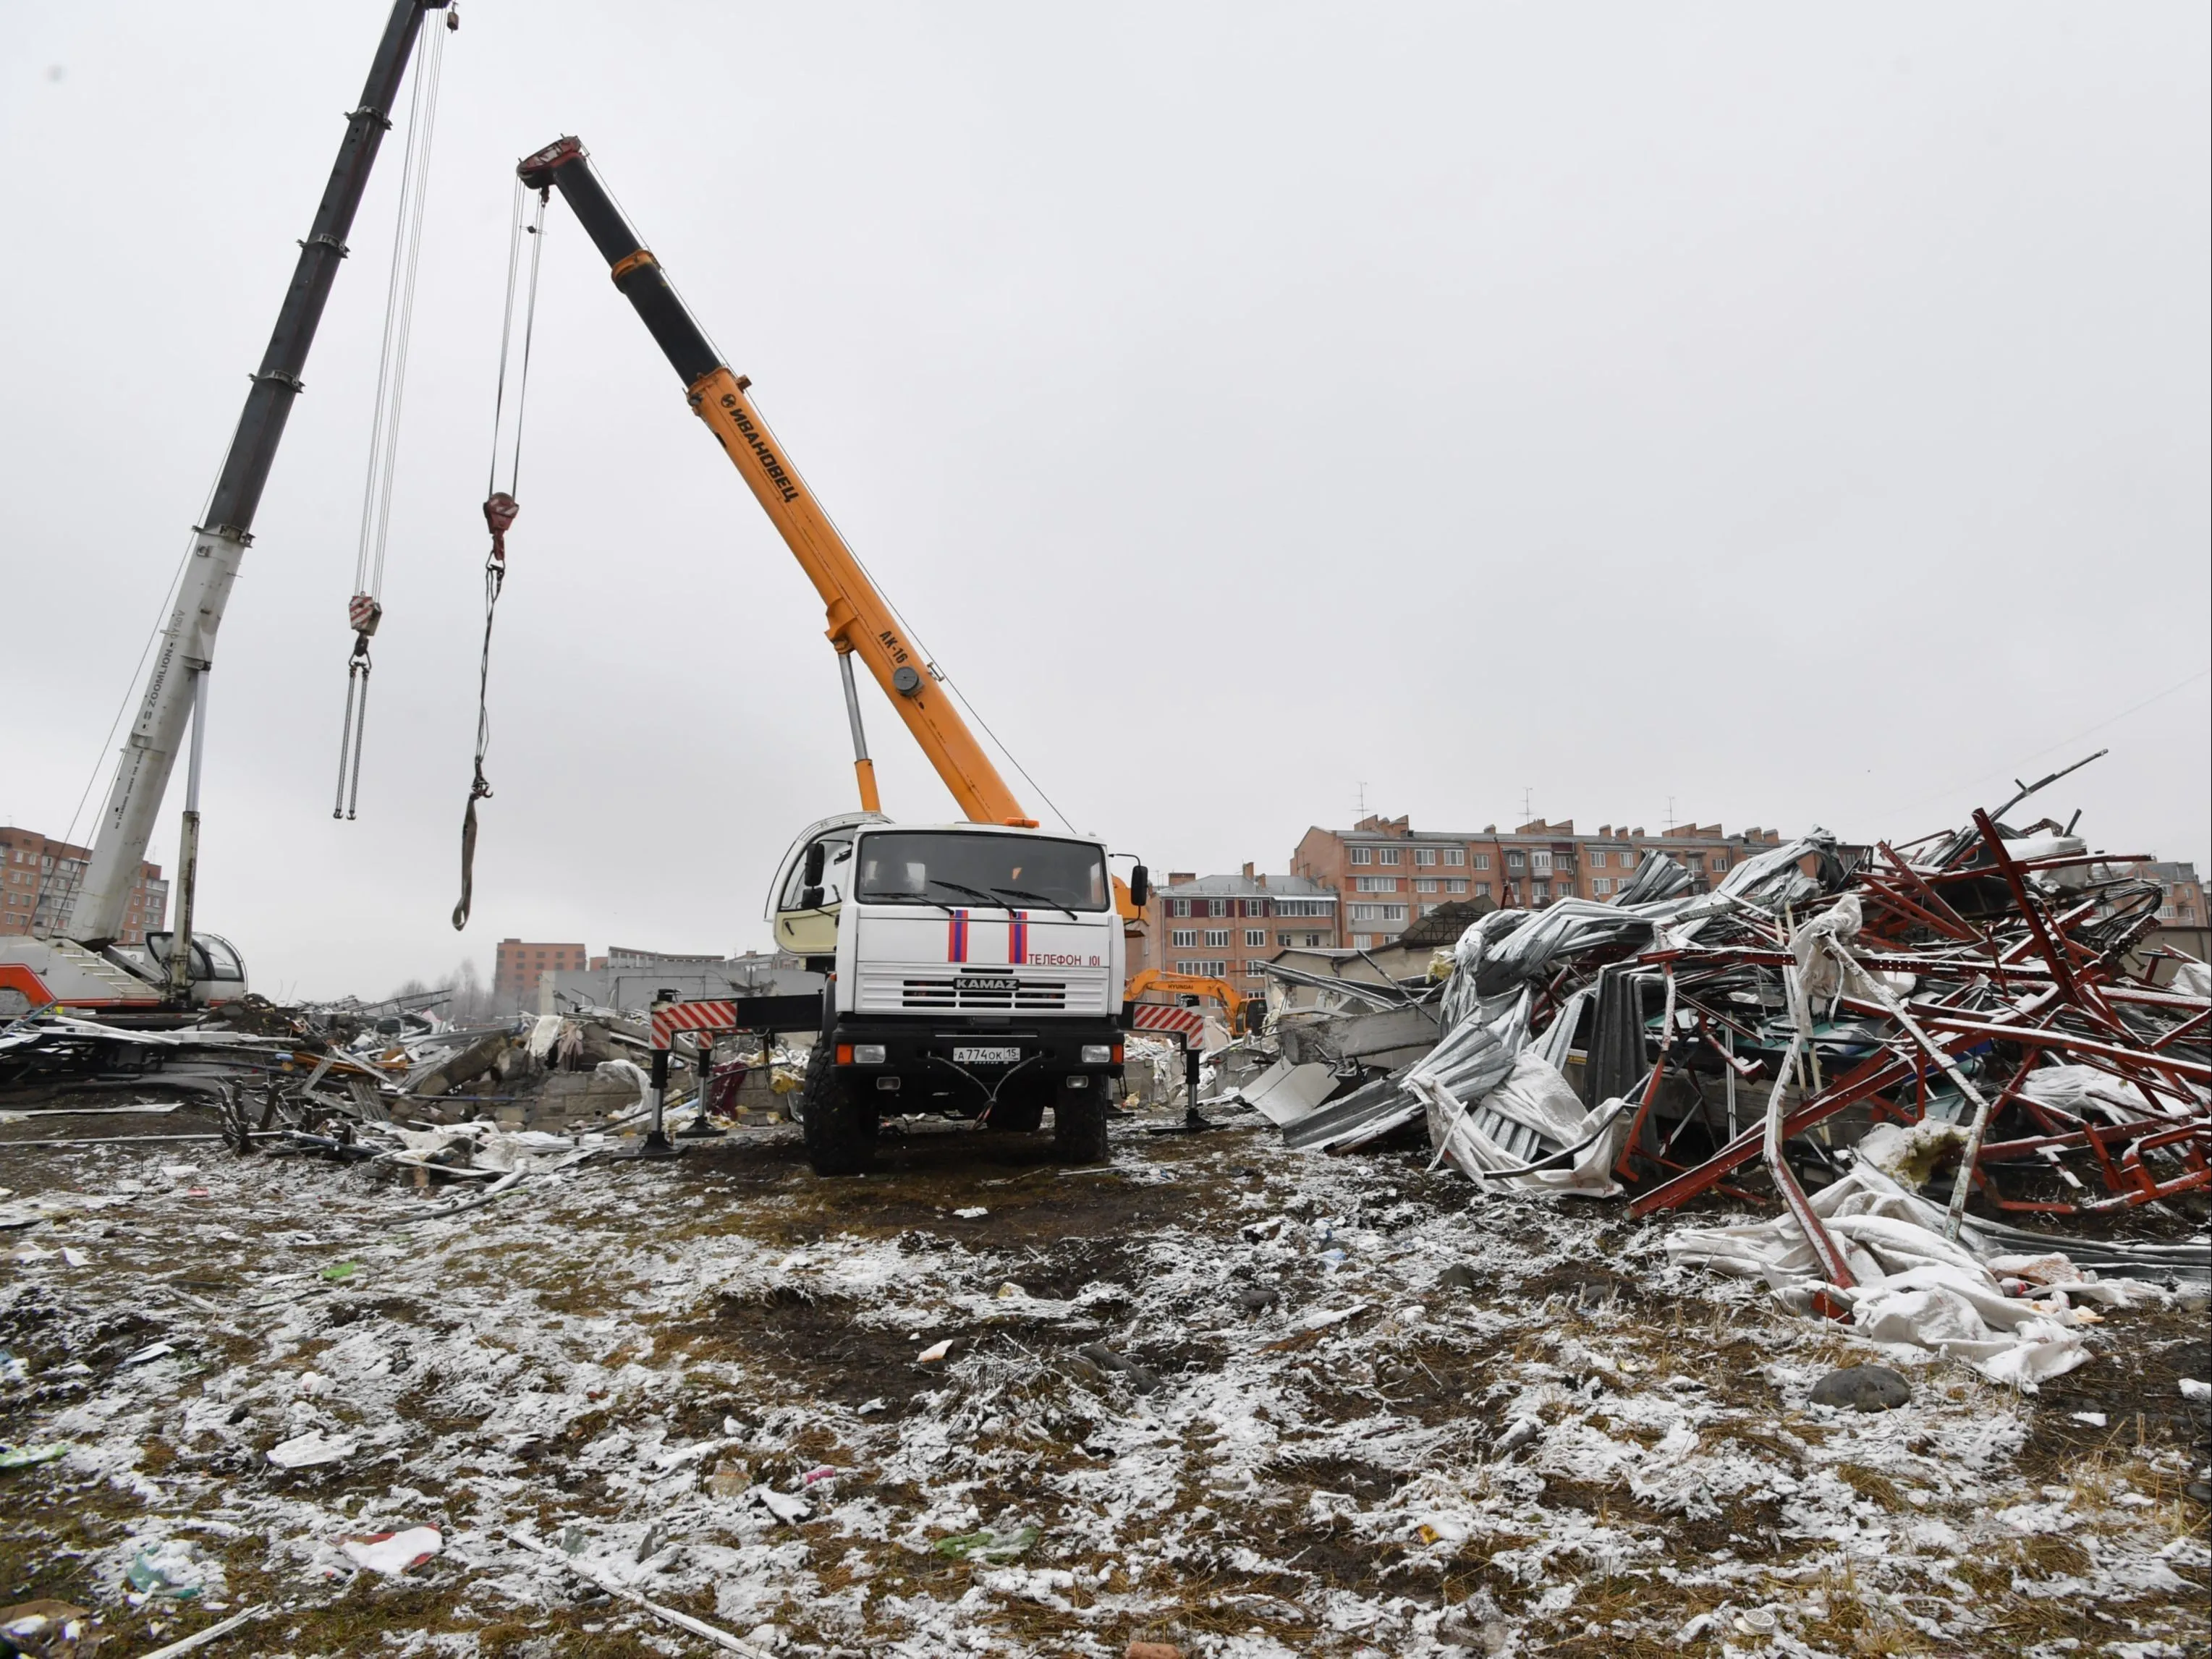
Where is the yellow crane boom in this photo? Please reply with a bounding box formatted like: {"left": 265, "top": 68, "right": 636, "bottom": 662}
{"left": 517, "top": 137, "right": 1034, "bottom": 828}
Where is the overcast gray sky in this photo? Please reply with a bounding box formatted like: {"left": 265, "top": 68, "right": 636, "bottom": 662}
{"left": 3, "top": 3, "right": 2205, "bottom": 1001}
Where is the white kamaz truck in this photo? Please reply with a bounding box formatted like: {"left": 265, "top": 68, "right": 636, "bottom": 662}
{"left": 521, "top": 139, "right": 1148, "bottom": 1174}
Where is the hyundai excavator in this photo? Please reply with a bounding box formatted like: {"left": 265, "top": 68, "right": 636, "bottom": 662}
{"left": 516, "top": 137, "right": 1167, "bottom": 1171}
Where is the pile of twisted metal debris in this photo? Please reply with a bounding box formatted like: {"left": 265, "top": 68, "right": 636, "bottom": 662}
{"left": 1243, "top": 799, "right": 2210, "bottom": 1230}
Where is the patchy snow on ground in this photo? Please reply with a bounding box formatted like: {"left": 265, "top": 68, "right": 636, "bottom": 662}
{"left": 1, "top": 1100, "right": 2206, "bottom": 1656}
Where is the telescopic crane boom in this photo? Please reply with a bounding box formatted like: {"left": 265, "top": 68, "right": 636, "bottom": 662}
{"left": 1, "top": 0, "right": 451, "bottom": 1017}
{"left": 516, "top": 137, "right": 1035, "bottom": 830}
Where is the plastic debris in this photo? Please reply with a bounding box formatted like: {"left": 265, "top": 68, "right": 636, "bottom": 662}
{"left": 125, "top": 1540, "right": 215, "bottom": 1601}
{"left": 319, "top": 1261, "right": 358, "bottom": 1283}
{"left": 0, "top": 1443, "right": 68, "bottom": 1471}
{"left": 341, "top": 1525, "right": 443, "bottom": 1576}
{"left": 120, "top": 1341, "right": 175, "bottom": 1367}
{"left": 915, "top": 1339, "right": 952, "bottom": 1363}
{"left": 931, "top": 1524, "right": 1040, "bottom": 1562}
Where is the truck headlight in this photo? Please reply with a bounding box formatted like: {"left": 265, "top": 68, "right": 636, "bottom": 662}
{"left": 1081, "top": 1044, "right": 1116, "bottom": 1065}
{"left": 852, "top": 1043, "right": 887, "bottom": 1065}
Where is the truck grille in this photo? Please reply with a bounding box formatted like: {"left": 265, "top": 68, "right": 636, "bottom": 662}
{"left": 899, "top": 977, "right": 1067, "bottom": 1011}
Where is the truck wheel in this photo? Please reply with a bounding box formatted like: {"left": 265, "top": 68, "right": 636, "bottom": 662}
{"left": 800, "top": 1043, "right": 876, "bottom": 1176}
{"left": 1052, "top": 1079, "right": 1109, "bottom": 1163}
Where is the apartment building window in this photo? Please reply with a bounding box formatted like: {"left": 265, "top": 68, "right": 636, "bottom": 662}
{"left": 1169, "top": 898, "right": 1191, "bottom": 917}
{"left": 1710, "top": 857, "right": 1728, "bottom": 873}
{"left": 1244, "top": 928, "right": 1266, "bottom": 947}
{"left": 1355, "top": 875, "right": 1398, "bottom": 893}
{"left": 1588, "top": 851, "right": 1606, "bottom": 869}
{"left": 1349, "top": 902, "right": 1408, "bottom": 922}
{"left": 1445, "top": 878, "right": 1467, "bottom": 894}
{"left": 1175, "top": 959, "right": 1229, "bottom": 977}
{"left": 1533, "top": 882, "right": 1550, "bottom": 902}
{"left": 1475, "top": 881, "right": 1492, "bottom": 897}
{"left": 1204, "top": 929, "right": 1231, "bottom": 948}
{"left": 1351, "top": 934, "right": 1374, "bottom": 949}
{"left": 1415, "top": 847, "right": 1437, "bottom": 867}
{"left": 1413, "top": 878, "right": 1438, "bottom": 894}
{"left": 1276, "top": 932, "right": 1297, "bottom": 947}
{"left": 1349, "top": 847, "right": 1373, "bottom": 866}
{"left": 2160, "top": 905, "right": 2178, "bottom": 920}
{"left": 1245, "top": 899, "right": 1268, "bottom": 917}
{"left": 1531, "top": 850, "right": 1554, "bottom": 873}
{"left": 1171, "top": 929, "right": 1198, "bottom": 947}
{"left": 1472, "top": 852, "right": 1490, "bottom": 870}
{"left": 1274, "top": 899, "right": 1330, "bottom": 917}
{"left": 1504, "top": 883, "right": 1520, "bottom": 906}
{"left": 1506, "top": 851, "right": 1526, "bottom": 870}
{"left": 1209, "top": 899, "right": 1230, "bottom": 917}
{"left": 1592, "top": 878, "right": 1611, "bottom": 896}
{"left": 1245, "top": 959, "right": 1270, "bottom": 977}
{"left": 1378, "top": 847, "right": 1402, "bottom": 867}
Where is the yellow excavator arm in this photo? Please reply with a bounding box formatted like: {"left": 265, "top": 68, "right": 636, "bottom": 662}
{"left": 1124, "top": 968, "right": 1253, "bottom": 1032}
{"left": 518, "top": 137, "right": 1033, "bottom": 830}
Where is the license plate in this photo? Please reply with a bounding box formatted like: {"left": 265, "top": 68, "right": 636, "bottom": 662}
{"left": 952, "top": 1045, "right": 1022, "bottom": 1066}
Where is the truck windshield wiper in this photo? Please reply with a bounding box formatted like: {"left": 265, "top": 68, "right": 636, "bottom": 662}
{"left": 925, "top": 880, "right": 1007, "bottom": 912}
{"left": 990, "top": 886, "right": 1078, "bottom": 921}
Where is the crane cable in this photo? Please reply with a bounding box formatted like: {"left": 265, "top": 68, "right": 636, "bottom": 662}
{"left": 333, "top": 10, "right": 449, "bottom": 820}
{"left": 452, "top": 177, "right": 546, "bottom": 930}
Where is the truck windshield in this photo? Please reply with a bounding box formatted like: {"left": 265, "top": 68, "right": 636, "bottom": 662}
{"left": 854, "top": 832, "right": 1109, "bottom": 912}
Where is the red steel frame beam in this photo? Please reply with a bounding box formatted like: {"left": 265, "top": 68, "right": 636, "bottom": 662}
{"left": 1631, "top": 986, "right": 2061, "bottom": 1216}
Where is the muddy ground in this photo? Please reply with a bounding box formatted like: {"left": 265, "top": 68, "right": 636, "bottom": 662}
{"left": 1, "top": 1098, "right": 2207, "bottom": 1658}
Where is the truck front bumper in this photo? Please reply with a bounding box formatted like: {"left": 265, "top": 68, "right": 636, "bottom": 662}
{"left": 827, "top": 1017, "right": 1124, "bottom": 1095}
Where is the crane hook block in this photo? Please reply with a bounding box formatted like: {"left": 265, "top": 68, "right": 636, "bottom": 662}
{"left": 482, "top": 492, "right": 520, "bottom": 564}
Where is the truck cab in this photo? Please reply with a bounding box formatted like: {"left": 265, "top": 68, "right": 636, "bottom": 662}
{"left": 773, "top": 819, "right": 1127, "bottom": 1172}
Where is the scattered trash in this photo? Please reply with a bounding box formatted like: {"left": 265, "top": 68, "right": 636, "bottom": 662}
{"left": 509, "top": 1528, "right": 779, "bottom": 1658}
{"left": 341, "top": 1525, "right": 443, "bottom": 1576}
{"left": 0, "top": 1599, "right": 99, "bottom": 1658}
{"left": 125, "top": 1540, "right": 216, "bottom": 1602}
{"left": 1124, "top": 1644, "right": 1182, "bottom": 1659}
{"left": 2181, "top": 1378, "right": 2211, "bottom": 1403}
{"left": 2071, "top": 1411, "right": 2109, "bottom": 1427}
{"left": 319, "top": 1261, "right": 359, "bottom": 1283}
{"left": 1808, "top": 1364, "right": 1912, "bottom": 1413}
{"left": 119, "top": 1341, "right": 175, "bottom": 1367}
{"left": 915, "top": 1339, "right": 952, "bottom": 1363}
{"left": 0, "top": 1443, "right": 67, "bottom": 1471}
{"left": 952, "top": 1206, "right": 988, "bottom": 1219}
{"left": 131, "top": 1603, "right": 268, "bottom": 1659}
{"left": 266, "top": 1430, "right": 355, "bottom": 1469}
{"left": 931, "top": 1524, "right": 1040, "bottom": 1562}
{"left": 1075, "top": 1342, "right": 1160, "bottom": 1393}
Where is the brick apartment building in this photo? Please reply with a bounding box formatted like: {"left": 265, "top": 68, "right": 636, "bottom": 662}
{"left": 493, "top": 938, "right": 590, "bottom": 1003}
{"left": 1130, "top": 866, "right": 1340, "bottom": 1006}
{"left": 1292, "top": 814, "right": 1787, "bottom": 949}
{"left": 0, "top": 826, "right": 166, "bottom": 945}
{"left": 2132, "top": 860, "right": 2207, "bottom": 964}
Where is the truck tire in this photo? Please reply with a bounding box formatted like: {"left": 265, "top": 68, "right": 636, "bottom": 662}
{"left": 1052, "top": 1079, "right": 1109, "bottom": 1163}
{"left": 800, "top": 1043, "right": 876, "bottom": 1175}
